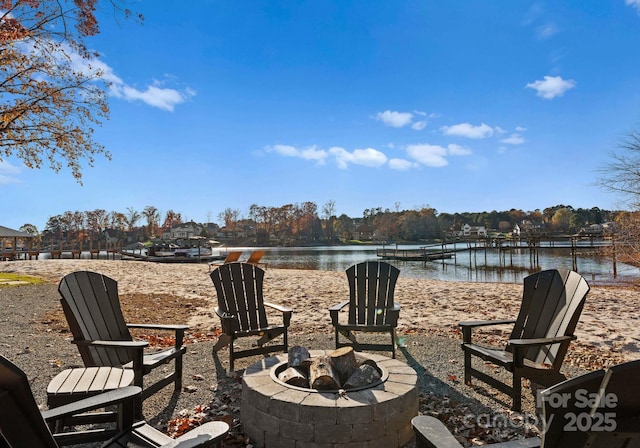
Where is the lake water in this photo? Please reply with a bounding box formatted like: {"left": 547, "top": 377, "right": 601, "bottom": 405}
{"left": 44, "top": 243, "right": 640, "bottom": 285}
{"left": 226, "top": 244, "right": 640, "bottom": 285}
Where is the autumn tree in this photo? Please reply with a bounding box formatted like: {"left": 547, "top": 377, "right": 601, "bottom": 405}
{"left": 551, "top": 207, "right": 573, "bottom": 231}
{"left": 126, "top": 206, "right": 141, "bottom": 231}
{"left": 142, "top": 205, "right": 159, "bottom": 237}
{"left": 19, "top": 222, "right": 40, "bottom": 246}
{"left": 322, "top": 200, "right": 336, "bottom": 242}
{"left": 108, "top": 210, "right": 126, "bottom": 230}
{"left": 218, "top": 208, "right": 240, "bottom": 229}
{"left": 598, "top": 128, "right": 640, "bottom": 208}
{"left": 160, "top": 209, "right": 182, "bottom": 233}
{"left": 0, "top": 0, "right": 140, "bottom": 181}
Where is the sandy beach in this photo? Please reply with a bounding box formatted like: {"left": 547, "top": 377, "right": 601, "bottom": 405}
{"left": 3, "top": 259, "right": 640, "bottom": 365}
{"left": 2, "top": 258, "right": 640, "bottom": 446}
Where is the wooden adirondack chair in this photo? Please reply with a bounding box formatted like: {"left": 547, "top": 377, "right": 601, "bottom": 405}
{"left": 209, "top": 262, "right": 292, "bottom": 370}
{"left": 329, "top": 261, "right": 401, "bottom": 358}
{"left": 0, "top": 354, "right": 229, "bottom": 448}
{"left": 412, "top": 359, "right": 640, "bottom": 448}
{"left": 459, "top": 269, "right": 590, "bottom": 411}
{"left": 245, "top": 250, "right": 267, "bottom": 269}
{"left": 58, "top": 271, "right": 189, "bottom": 402}
{"left": 208, "top": 250, "right": 242, "bottom": 272}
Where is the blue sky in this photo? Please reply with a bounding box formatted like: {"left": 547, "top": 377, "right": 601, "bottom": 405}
{"left": 2, "top": 0, "right": 640, "bottom": 230}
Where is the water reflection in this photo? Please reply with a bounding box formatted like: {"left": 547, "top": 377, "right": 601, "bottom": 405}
{"left": 229, "top": 245, "right": 640, "bottom": 285}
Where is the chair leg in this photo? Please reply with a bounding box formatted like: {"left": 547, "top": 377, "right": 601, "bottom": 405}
{"left": 283, "top": 330, "right": 288, "bottom": 355}
{"left": 175, "top": 354, "right": 183, "bottom": 391}
{"left": 391, "top": 329, "right": 396, "bottom": 359}
{"left": 512, "top": 371, "right": 522, "bottom": 412}
{"left": 463, "top": 350, "right": 472, "bottom": 385}
{"left": 229, "top": 341, "right": 235, "bottom": 371}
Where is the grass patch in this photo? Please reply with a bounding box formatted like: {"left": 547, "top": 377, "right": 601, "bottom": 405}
{"left": 0, "top": 273, "right": 45, "bottom": 287}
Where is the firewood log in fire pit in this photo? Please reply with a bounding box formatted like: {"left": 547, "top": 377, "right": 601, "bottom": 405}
{"left": 344, "top": 363, "right": 381, "bottom": 389}
{"left": 278, "top": 366, "right": 309, "bottom": 388}
{"left": 288, "top": 346, "right": 310, "bottom": 368}
{"left": 309, "top": 355, "right": 341, "bottom": 390}
{"left": 329, "top": 346, "right": 358, "bottom": 384}
{"left": 277, "top": 346, "right": 382, "bottom": 391}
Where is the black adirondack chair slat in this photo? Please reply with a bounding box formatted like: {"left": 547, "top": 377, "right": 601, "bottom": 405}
{"left": 374, "top": 262, "right": 391, "bottom": 326}
{"left": 329, "top": 261, "right": 401, "bottom": 358}
{"left": 0, "top": 355, "right": 228, "bottom": 447}
{"left": 60, "top": 272, "right": 129, "bottom": 367}
{"left": 58, "top": 271, "right": 188, "bottom": 402}
{"left": 413, "top": 359, "right": 640, "bottom": 448}
{"left": 210, "top": 262, "right": 292, "bottom": 371}
{"left": 460, "top": 269, "right": 589, "bottom": 412}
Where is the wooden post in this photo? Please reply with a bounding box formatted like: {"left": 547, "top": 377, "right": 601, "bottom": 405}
{"left": 612, "top": 234, "right": 617, "bottom": 278}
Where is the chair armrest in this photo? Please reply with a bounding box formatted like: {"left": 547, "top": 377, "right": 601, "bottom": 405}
{"left": 127, "top": 323, "right": 189, "bottom": 349}
{"left": 214, "top": 307, "right": 237, "bottom": 334}
{"left": 329, "top": 300, "right": 350, "bottom": 326}
{"left": 458, "top": 319, "right": 516, "bottom": 328}
{"left": 214, "top": 307, "right": 233, "bottom": 319}
{"left": 458, "top": 319, "right": 516, "bottom": 344}
{"left": 165, "top": 421, "right": 230, "bottom": 448}
{"left": 509, "top": 335, "right": 576, "bottom": 367}
{"left": 73, "top": 339, "right": 148, "bottom": 349}
{"left": 127, "top": 323, "right": 189, "bottom": 331}
{"left": 42, "top": 386, "right": 142, "bottom": 422}
{"left": 508, "top": 335, "right": 576, "bottom": 348}
{"left": 411, "top": 415, "right": 463, "bottom": 448}
{"left": 387, "top": 302, "right": 401, "bottom": 326}
{"left": 264, "top": 302, "right": 293, "bottom": 314}
{"left": 264, "top": 302, "right": 293, "bottom": 327}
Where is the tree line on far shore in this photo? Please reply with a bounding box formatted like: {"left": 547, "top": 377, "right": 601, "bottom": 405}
{"left": 16, "top": 202, "right": 624, "bottom": 248}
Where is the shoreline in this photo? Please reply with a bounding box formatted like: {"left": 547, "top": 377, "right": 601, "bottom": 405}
{"left": 2, "top": 259, "right": 639, "bottom": 366}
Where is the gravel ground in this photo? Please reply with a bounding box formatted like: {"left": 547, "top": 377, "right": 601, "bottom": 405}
{"left": 0, "top": 283, "right": 588, "bottom": 447}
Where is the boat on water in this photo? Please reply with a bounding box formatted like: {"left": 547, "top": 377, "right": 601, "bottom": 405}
{"left": 120, "top": 239, "right": 226, "bottom": 263}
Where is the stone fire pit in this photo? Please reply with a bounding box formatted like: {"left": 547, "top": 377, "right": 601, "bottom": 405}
{"left": 241, "top": 350, "right": 418, "bottom": 447}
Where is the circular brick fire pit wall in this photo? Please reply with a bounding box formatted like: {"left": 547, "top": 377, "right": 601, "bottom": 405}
{"left": 242, "top": 350, "right": 418, "bottom": 447}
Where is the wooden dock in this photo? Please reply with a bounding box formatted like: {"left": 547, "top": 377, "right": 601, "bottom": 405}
{"left": 376, "top": 247, "right": 455, "bottom": 261}
{"left": 377, "top": 236, "right": 616, "bottom": 273}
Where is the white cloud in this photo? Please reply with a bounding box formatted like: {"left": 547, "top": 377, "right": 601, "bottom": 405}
{"left": 115, "top": 82, "right": 194, "bottom": 112}
{"left": 268, "top": 144, "right": 298, "bottom": 157}
{"left": 266, "top": 144, "right": 328, "bottom": 164}
{"left": 447, "top": 144, "right": 472, "bottom": 156}
{"left": 23, "top": 39, "right": 194, "bottom": 112}
{"left": 515, "top": 126, "right": 528, "bottom": 132}
{"left": 375, "top": 110, "right": 414, "bottom": 128}
{"left": 526, "top": 75, "right": 576, "bottom": 99}
{"left": 501, "top": 133, "right": 526, "bottom": 145}
{"left": 374, "top": 109, "right": 433, "bottom": 130}
{"left": 536, "top": 22, "right": 558, "bottom": 39}
{"left": 389, "top": 158, "right": 419, "bottom": 170}
{"left": 0, "top": 161, "right": 21, "bottom": 184}
{"left": 268, "top": 144, "right": 389, "bottom": 169}
{"left": 405, "top": 144, "right": 449, "bottom": 167}
{"left": 267, "top": 140, "right": 472, "bottom": 171}
{"left": 441, "top": 123, "right": 494, "bottom": 139}
{"left": 329, "top": 147, "right": 388, "bottom": 169}
{"left": 494, "top": 126, "right": 507, "bottom": 134}
{"left": 627, "top": 0, "right": 640, "bottom": 14}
